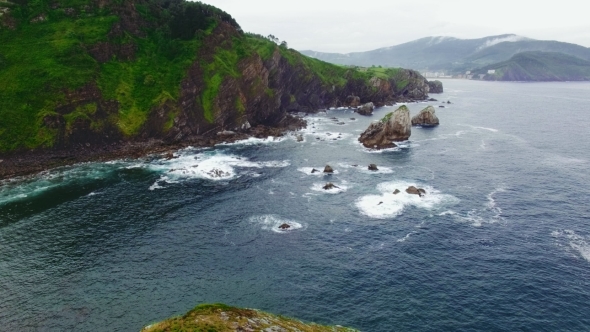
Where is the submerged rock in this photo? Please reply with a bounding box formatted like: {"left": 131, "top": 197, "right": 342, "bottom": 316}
{"left": 358, "top": 105, "right": 411, "bottom": 149}
{"left": 356, "top": 102, "right": 374, "bottom": 116}
{"left": 411, "top": 106, "right": 440, "bottom": 127}
{"left": 368, "top": 164, "right": 379, "bottom": 171}
{"left": 323, "top": 182, "right": 340, "bottom": 190}
{"left": 311, "top": 168, "right": 320, "bottom": 173}
{"left": 406, "top": 186, "right": 426, "bottom": 197}
{"left": 323, "top": 165, "right": 334, "bottom": 173}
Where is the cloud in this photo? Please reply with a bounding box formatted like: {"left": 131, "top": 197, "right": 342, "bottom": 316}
{"left": 477, "top": 35, "right": 529, "bottom": 50}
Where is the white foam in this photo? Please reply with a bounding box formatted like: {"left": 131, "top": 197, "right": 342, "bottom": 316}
{"left": 217, "top": 136, "right": 285, "bottom": 146}
{"left": 249, "top": 215, "right": 305, "bottom": 233}
{"left": 552, "top": 230, "right": 590, "bottom": 262}
{"left": 452, "top": 187, "right": 506, "bottom": 227}
{"left": 311, "top": 181, "right": 348, "bottom": 194}
{"left": 143, "top": 150, "right": 289, "bottom": 189}
{"left": 356, "top": 181, "right": 459, "bottom": 219}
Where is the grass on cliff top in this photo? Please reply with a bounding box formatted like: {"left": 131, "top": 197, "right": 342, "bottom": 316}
{"left": 142, "top": 303, "right": 359, "bottom": 332}
{"left": 0, "top": 1, "right": 204, "bottom": 151}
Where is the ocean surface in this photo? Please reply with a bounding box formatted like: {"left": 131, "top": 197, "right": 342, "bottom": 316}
{"left": 1, "top": 80, "right": 590, "bottom": 331}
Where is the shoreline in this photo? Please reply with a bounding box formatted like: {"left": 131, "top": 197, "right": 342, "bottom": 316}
{"left": 0, "top": 123, "right": 302, "bottom": 181}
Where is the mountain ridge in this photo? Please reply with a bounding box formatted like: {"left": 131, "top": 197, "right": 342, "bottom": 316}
{"left": 301, "top": 34, "right": 590, "bottom": 73}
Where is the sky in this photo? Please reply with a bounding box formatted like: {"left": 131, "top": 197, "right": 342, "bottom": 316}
{"left": 197, "top": 0, "right": 590, "bottom": 53}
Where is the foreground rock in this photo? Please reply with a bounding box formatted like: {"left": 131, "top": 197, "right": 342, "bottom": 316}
{"left": 356, "top": 102, "right": 374, "bottom": 116}
{"left": 368, "top": 164, "right": 379, "bottom": 171}
{"left": 358, "top": 105, "right": 411, "bottom": 149}
{"left": 406, "top": 186, "right": 427, "bottom": 197}
{"left": 324, "top": 165, "right": 334, "bottom": 173}
{"left": 411, "top": 106, "right": 440, "bottom": 127}
{"left": 142, "top": 304, "right": 358, "bottom": 332}
{"left": 278, "top": 223, "right": 291, "bottom": 230}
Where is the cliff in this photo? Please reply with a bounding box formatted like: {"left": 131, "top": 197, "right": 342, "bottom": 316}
{"left": 141, "top": 303, "right": 358, "bottom": 332}
{"left": 0, "top": 0, "right": 435, "bottom": 178}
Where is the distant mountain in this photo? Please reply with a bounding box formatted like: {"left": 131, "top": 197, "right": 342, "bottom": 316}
{"left": 301, "top": 35, "right": 590, "bottom": 73}
{"left": 472, "top": 51, "right": 590, "bottom": 81}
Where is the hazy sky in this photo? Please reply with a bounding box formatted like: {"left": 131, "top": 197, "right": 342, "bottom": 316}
{"left": 198, "top": 0, "right": 590, "bottom": 53}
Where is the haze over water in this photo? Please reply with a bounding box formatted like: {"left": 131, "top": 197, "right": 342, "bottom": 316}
{"left": 1, "top": 80, "right": 590, "bottom": 331}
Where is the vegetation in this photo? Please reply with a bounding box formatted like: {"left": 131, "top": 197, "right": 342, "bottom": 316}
{"left": 473, "top": 51, "right": 590, "bottom": 81}
{"left": 141, "top": 303, "right": 359, "bottom": 332}
{"left": 0, "top": 0, "right": 420, "bottom": 153}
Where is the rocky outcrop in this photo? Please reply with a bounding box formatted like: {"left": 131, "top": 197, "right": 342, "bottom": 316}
{"left": 368, "top": 164, "right": 378, "bottom": 171}
{"left": 411, "top": 106, "right": 439, "bottom": 127}
{"left": 358, "top": 105, "right": 411, "bottom": 149}
{"left": 324, "top": 165, "right": 334, "bottom": 173}
{"left": 278, "top": 223, "right": 291, "bottom": 230}
{"left": 323, "top": 182, "right": 339, "bottom": 190}
{"left": 141, "top": 304, "right": 358, "bottom": 332}
{"left": 356, "top": 102, "right": 374, "bottom": 116}
{"left": 406, "top": 186, "right": 426, "bottom": 197}
{"left": 345, "top": 95, "right": 361, "bottom": 107}
{"left": 428, "top": 80, "right": 443, "bottom": 93}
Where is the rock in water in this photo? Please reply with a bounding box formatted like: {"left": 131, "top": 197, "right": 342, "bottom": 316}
{"left": 356, "top": 102, "right": 374, "bottom": 116}
{"left": 311, "top": 168, "right": 320, "bottom": 173}
{"left": 278, "top": 223, "right": 291, "bottom": 230}
{"left": 406, "top": 186, "right": 427, "bottom": 197}
{"left": 428, "top": 80, "right": 443, "bottom": 93}
{"left": 358, "top": 105, "right": 411, "bottom": 149}
{"left": 411, "top": 106, "right": 440, "bottom": 127}
{"left": 323, "top": 182, "right": 340, "bottom": 190}
{"left": 323, "top": 165, "right": 334, "bottom": 173}
{"left": 393, "top": 189, "right": 401, "bottom": 195}
{"left": 296, "top": 134, "right": 304, "bottom": 142}
{"left": 368, "top": 164, "right": 379, "bottom": 171}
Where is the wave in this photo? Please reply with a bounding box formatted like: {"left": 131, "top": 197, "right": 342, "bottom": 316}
{"left": 447, "top": 187, "right": 506, "bottom": 227}
{"left": 552, "top": 230, "right": 590, "bottom": 262}
{"left": 338, "top": 163, "right": 394, "bottom": 174}
{"left": 356, "top": 181, "right": 459, "bottom": 219}
{"left": 249, "top": 215, "right": 305, "bottom": 233}
{"left": 0, "top": 162, "right": 122, "bottom": 206}
{"left": 144, "top": 150, "right": 289, "bottom": 190}
{"left": 216, "top": 136, "right": 286, "bottom": 146}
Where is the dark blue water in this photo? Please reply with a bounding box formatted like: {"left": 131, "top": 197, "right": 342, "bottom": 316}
{"left": 2, "top": 80, "right": 590, "bottom": 331}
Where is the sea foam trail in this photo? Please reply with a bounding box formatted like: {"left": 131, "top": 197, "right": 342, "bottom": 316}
{"left": 249, "top": 215, "right": 305, "bottom": 233}
{"left": 552, "top": 230, "right": 590, "bottom": 262}
{"left": 356, "top": 181, "right": 459, "bottom": 219}
{"left": 445, "top": 187, "right": 506, "bottom": 227}
{"left": 143, "top": 150, "right": 289, "bottom": 190}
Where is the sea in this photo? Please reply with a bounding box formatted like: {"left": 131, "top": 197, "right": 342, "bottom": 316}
{"left": 1, "top": 79, "right": 590, "bottom": 331}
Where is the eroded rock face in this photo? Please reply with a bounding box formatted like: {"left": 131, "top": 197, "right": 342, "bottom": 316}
{"left": 411, "top": 106, "right": 439, "bottom": 127}
{"left": 345, "top": 95, "right": 361, "bottom": 107}
{"left": 356, "top": 102, "right": 374, "bottom": 116}
{"left": 358, "top": 105, "right": 411, "bottom": 149}
{"left": 428, "top": 80, "right": 443, "bottom": 93}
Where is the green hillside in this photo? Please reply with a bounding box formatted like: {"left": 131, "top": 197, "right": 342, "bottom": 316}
{"left": 0, "top": 0, "right": 431, "bottom": 154}
{"left": 473, "top": 51, "right": 590, "bottom": 81}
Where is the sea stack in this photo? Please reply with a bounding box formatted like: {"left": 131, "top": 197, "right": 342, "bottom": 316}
{"left": 358, "top": 105, "right": 411, "bottom": 149}
{"left": 356, "top": 102, "right": 374, "bottom": 116}
{"left": 411, "top": 106, "right": 440, "bottom": 127}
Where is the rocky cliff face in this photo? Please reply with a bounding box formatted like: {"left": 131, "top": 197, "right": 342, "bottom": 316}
{"left": 0, "top": 0, "right": 437, "bottom": 178}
